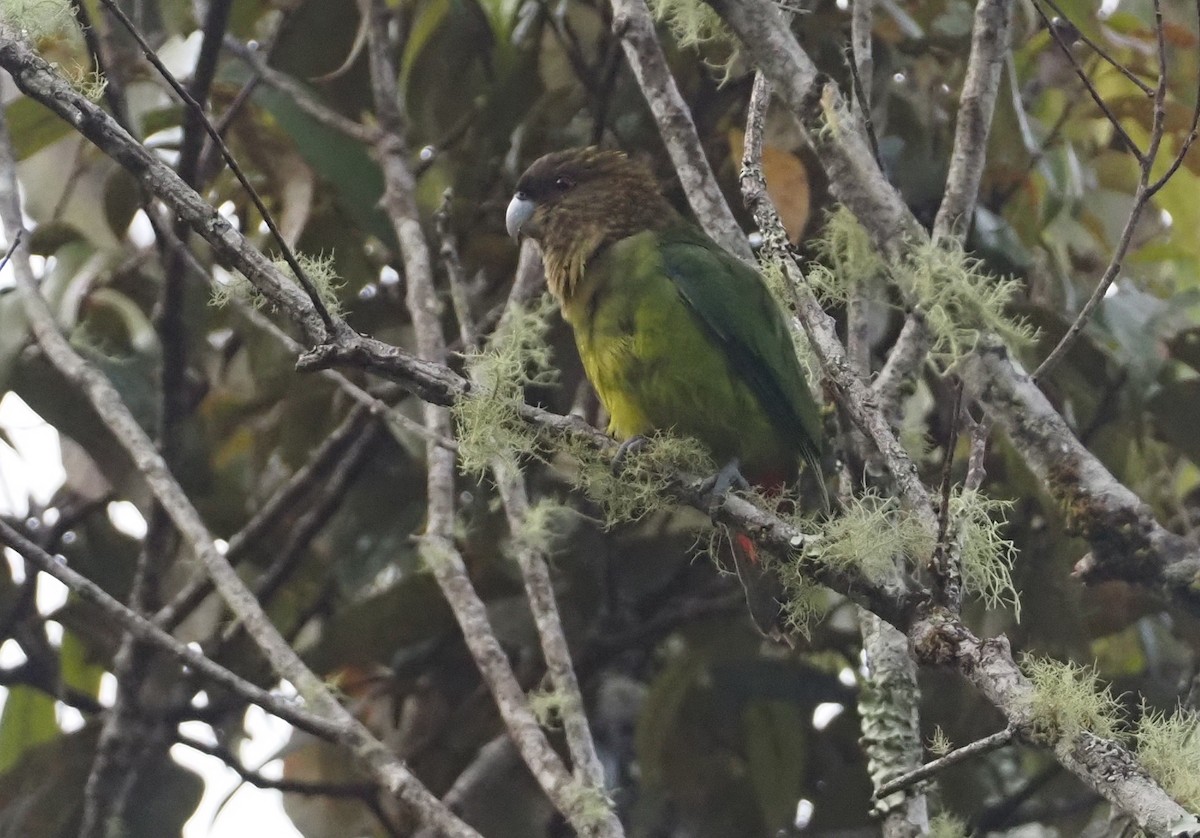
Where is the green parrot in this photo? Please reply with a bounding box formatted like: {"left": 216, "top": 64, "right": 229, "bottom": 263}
{"left": 506, "top": 147, "right": 824, "bottom": 634}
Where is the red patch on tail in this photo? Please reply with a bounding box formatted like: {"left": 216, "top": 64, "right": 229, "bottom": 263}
{"left": 734, "top": 531, "right": 760, "bottom": 565}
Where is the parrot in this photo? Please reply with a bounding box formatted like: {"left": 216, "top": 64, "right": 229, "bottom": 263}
{"left": 505, "top": 147, "right": 824, "bottom": 636}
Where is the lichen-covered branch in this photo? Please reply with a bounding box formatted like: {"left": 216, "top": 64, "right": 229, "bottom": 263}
{"left": 962, "top": 343, "right": 1200, "bottom": 610}
{"left": 908, "top": 621, "right": 1191, "bottom": 835}
{"left": 743, "top": 67, "right": 926, "bottom": 837}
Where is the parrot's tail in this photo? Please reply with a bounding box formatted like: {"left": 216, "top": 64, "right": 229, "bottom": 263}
{"left": 730, "top": 530, "right": 792, "bottom": 646}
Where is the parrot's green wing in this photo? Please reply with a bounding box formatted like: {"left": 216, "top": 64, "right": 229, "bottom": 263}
{"left": 658, "top": 224, "right": 825, "bottom": 498}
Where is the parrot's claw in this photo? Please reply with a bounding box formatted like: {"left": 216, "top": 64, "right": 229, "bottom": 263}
{"left": 611, "top": 435, "right": 650, "bottom": 474}
{"left": 701, "top": 458, "right": 751, "bottom": 512}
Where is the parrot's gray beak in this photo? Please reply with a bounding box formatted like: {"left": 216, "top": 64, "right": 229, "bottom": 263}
{"left": 505, "top": 194, "right": 536, "bottom": 240}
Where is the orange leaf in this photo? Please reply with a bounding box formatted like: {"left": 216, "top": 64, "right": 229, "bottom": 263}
{"left": 729, "top": 129, "right": 812, "bottom": 244}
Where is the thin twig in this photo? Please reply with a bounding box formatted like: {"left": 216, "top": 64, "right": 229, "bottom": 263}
{"left": 1030, "top": 0, "right": 1144, "bottom": 162}
{"left": 874, "top": 726, "right": 1016, "bottom": 799}
{"left": 222, "top": 37, "right": 380, "bottom": 145}
{"left": 437, "top": 189, "right": 481, "bottom": 352}
{"left": 175, "top": 733, "right": 378, "bottom": 799}
{"left": 1040, "top": 0, "right": 1155, "bottom": 96}
{"left": 964, "top": 414, "right": 991, "bottom": 492}
{"left": 95, "top": 0, "right": 337, "bottom": 335}
{"left": 1033, "top": 0, "right": 1200, "bottom": 379}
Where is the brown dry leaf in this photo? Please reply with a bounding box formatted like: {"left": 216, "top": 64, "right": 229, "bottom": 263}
{"left": 729, "top": 128, "right": 811, "bottom": 244}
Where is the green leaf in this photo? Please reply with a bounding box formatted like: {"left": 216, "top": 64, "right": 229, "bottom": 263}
{"left": 742, "top": 700, "right": 807, "bottom": 833}
{"left": 400, "top": 0, "right": 453, "bottom": 94}
{"left": 0, "top": 291, "right": 29, "bottom": 394}
{"left": 5, "top": 97, "right": 70, "bottom": 161}
{"left": 0, "top": 686, "right": 58, "bottom": 775}
{"left": 59, "top": 630, "right": 105, "bottom": 699}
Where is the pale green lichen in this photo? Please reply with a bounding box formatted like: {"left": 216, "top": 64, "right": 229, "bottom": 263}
{"left": 67, "top": 64, "right": 107, "bottom": 101}
{"left": 807, "top": 207, "right": 1033, "bottom": 368}
{"left": 209, "top": 271, "right": 266, "bottom": 310}
{"left": 646, "top": 0, "right": 729, "bottom": 46}
{"left": 928, "top": 812, "right": 968, "bottom": 838}
{"left": 951, "top": 489, "right": 1020, "bottom": 618}
{"left": 781, "top": 577, "right": 829, "bottom": 640}
{"left": 799, "top": 491, "right": 925, "bottom": 584}
{"left": 0, "top": 0, "right": 77, "bottom": 40}
{"left": 561, "top": 432, "right": 713, "bottom": 526}
{"left": 561, "top": 779, "right": 616, "bottom": 832}
{"left": 1136, "top": 706, "right": 1200, "bottom": 810}
{"left": 454, "top": 295, "right": 557, "bottom": 476}
{"left": 1021, "top": 656, "right": 1124, "bottom": 742}
{"left": 514, "top": 498, "right": 576, "bottom": 557}
{"left": 757, "top": 259, "right": 821, "bottom": 385}
{"left": 211, "top": 252, "right": 344, "bottom": 317}
{"left": 645, "top": 0, "right": 738, "bottom": 83}
{"left": 528, "top": 686, "right": 568, "bottom": 728}
{"left": 928, "top": 725, "right": 952, "bottom": 756}
{"left": 808, "top": 207, "right": 885, "bottom": 305}
{"left": 894, "top": 240, "right": 1034, "bottom": 368}
{"left": 276, "top": 251, "right": 344, "bottom": 318}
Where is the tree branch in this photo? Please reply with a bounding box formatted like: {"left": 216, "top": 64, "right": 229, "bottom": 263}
{"left": 0, "top": 90, "right": 480, "bottom": 838}
{"left": 608, "top": 0, "right": 752, "bottom": 260}
{"left": 363, "top": 4, "right": 622, "bottom": 833}
{"left": 873, "top": 726, "right": 1015, "bottom": 800}
{"left": 932, "top": 0, "right": 1013, "bottom": 241}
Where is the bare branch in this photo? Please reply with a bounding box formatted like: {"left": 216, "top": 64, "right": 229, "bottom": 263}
{"left": 850, "top": 0, "right": 875, "bottom": 107}
{"left": 222, "top": 37, "right": 380, "bottom": 145}
{"left": 710, "top": 0, "right": 922, "bottom": 258}
{"left": 873, "top": 313, "right": 928, "bottom": 427}
{"left": 1033, "top": 0, "right": 1200, "bottom": 379}
{"left": 609, "top": 0, "right": 752, "bottom": 260}
{"left": 0, "top": 92, "right": 480, "bottom": 838}
{"left": 873, "top": 726, "right": 1015, "bottom": 800}
{"left": 94, "top": 0, "right": 336, "bottom": 335}
{"left": 933, "top": 0, "right": 1014, "bottom": 241}
{"left": 964, "top": 342, "right": 1200, "bottom": 612}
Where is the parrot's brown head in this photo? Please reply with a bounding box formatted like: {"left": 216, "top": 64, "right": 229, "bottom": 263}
{"left": 507, "top": 147, "right": 675, "bottom": 300}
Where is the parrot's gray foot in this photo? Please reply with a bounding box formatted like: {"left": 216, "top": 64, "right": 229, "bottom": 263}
{"left": 701, "top": 457, "right": 751, "bottom": 511}
{"left": 611, "top": 435, "right": 650, "bottom": 474}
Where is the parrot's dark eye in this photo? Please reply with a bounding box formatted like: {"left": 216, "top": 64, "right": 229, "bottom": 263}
{"left": 553, "top": 176, "right": 574, "bottom": 191}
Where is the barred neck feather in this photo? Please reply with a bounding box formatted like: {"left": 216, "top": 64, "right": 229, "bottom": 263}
{"left": 531, "top": 152, "right": 677, "bottom": 302}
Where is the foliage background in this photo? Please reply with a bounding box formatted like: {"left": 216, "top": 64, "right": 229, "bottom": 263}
{"left": 0, "top": 0, "right": 1199, "bottom": 835}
